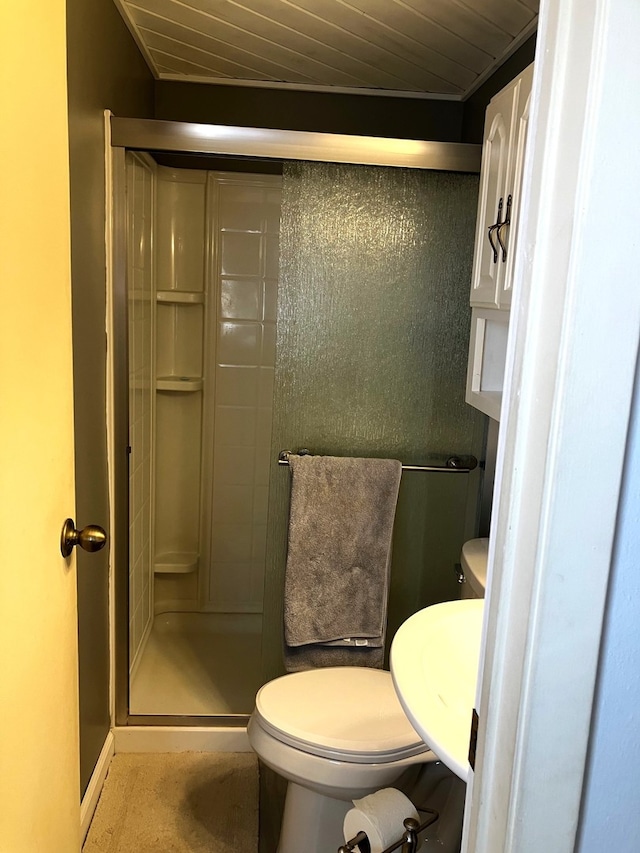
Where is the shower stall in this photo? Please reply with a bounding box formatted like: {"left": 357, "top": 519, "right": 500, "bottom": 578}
{"left": 125, "top": 152, "right": 282, "bottom": 716}
{"left": 112, "top": 121, "right": 486, "bottom": 725}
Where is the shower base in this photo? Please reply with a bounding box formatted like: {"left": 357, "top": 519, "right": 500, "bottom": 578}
{"left": 130, "top": 612, "right": 262, "bottom": 716}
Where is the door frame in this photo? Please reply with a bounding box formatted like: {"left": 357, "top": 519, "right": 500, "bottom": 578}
{"left": 107, "top": 129, "right": 131, "bottom": 727}
{"left": 462, "top": 0, "right": 640, "bottom": 850}
{"left": 104, "top": 1, "right": 640, "bottom": 845}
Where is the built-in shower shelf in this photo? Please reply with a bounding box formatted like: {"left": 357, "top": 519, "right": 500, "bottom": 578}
{"left": 156, "top": 290, "right": 204, "bottom": 304}
{"left": 156, "top": 376, "right": 203, "bottom": 392}
{"left": 154, "top": 552, "right": 199, "bottom": 574}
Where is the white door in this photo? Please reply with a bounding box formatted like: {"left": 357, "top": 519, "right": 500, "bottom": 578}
{"left": 0, "top": 2, "right": 81, "bottom": 851}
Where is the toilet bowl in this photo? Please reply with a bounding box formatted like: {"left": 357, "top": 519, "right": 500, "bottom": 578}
{"left": 248, "top": 667, "right": 434, "bottom": 853}
{"left": 250, "top": 540, "right": 489, "bottom": 852}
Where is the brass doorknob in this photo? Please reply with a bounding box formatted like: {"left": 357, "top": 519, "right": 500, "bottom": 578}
{"left": 60, "top": 518, "right": 107, "bottom": 558}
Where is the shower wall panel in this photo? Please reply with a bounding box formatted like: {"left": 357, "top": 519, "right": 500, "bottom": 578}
{"left": 263, "top": 162, "right": 486, "bottom": 680}
{"left": 156, "top": 169, "right": 206, "bottom": 292}
{"left": 147, "top": 169, "right": 281, "bottom": 616}
{"left": 126, "top": 152, "right": 155, "bottom": 672}
{"left": 154, "top": 168, "right": 206, "bottom": 612}
{"left": 203, "top": 175, "right": 282, "bottom": 613}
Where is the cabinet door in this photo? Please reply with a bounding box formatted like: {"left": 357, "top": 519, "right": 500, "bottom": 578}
{"left": 469, "top": 82, "right": 517, "bottom": 308}
{"left": 497, "top": 64, "right": 534, "bottom": 309}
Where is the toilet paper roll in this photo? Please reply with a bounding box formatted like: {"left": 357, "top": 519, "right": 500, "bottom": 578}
{"left": 343, "top": 788, "right": 420, "bottom": 853}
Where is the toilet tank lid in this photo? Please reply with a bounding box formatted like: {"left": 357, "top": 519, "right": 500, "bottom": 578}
{"left": 461, "top": 538, "right": 489, "bottom": 594}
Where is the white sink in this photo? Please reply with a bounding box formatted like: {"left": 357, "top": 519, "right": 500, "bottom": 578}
{"left": 390, "top": 599, "right": 484, "bottom": 781}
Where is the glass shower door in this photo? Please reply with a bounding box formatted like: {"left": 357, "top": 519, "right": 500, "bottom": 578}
{"left": 262, "top": 162, "right": 486, "bottom": 681}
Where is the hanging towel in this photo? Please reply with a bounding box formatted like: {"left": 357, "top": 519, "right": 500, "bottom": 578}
{"left": 283, "top": 454, "right": 402, "bottom": 672}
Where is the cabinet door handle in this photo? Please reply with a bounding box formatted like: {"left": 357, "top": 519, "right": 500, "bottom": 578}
{"left": 496, "top": 194, "right": 513, "bottom": 262}
{"left": 487, "top": 197, "right": 504, "bottom": 263}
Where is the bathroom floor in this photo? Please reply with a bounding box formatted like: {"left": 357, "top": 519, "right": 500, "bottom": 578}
{"left": 83, "top": 752, "right": 258, "bottom": 852}
{"left": 130, "top": 612, "right": 263, "bottom": 716}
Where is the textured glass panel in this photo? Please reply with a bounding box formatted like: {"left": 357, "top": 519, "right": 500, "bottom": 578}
{"left": 263, "top": 162, "right": 486, "bottom": 679}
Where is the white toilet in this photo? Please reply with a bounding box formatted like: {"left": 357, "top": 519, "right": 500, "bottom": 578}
{"left": 459, "top": 537, "right": 489, "bottom": 599}
{"left": 248, "top": 667, "right": 433, "bottom": 852}
{"left": 248, "top": 539, "right": 488, "bottom": 853}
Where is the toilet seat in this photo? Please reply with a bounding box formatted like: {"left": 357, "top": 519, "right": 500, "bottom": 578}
{"left": 254, "top": 667, "right": 429, "bottom": 764}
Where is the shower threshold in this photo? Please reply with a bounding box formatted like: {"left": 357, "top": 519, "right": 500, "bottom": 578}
{"left": 130, "top": 612, "right": 262, "bottom": 717}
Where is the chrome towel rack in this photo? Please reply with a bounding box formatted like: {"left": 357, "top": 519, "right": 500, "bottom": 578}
{"left": 278, "top": 449, "right": 479, "bottom": 474}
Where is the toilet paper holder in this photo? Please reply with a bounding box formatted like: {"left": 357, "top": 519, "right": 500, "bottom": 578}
{"left": 338, "top": 808, "right": 438, "bottom": 853}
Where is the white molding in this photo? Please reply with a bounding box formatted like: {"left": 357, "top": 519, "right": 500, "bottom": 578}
{"left": 156, "top": 73, "right": 462, "bottom": 101}
{"left": 80, "top": 731, "right": 115, "bottom": 844}
{"left": 113, "top": 726, "right": 251, "bottom": 753}
{"left": 463, "top": 1, "right": 640, "bottom": 852}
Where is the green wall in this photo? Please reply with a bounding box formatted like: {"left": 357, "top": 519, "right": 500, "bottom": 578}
{"left": 66, "top": 0, "right": 153, "bottom": 795}
{"left": 155, "top": 80, "right": 464, "bottom": 141}
{"left": 154, "top": 37, "right": 536, "bottom": 145}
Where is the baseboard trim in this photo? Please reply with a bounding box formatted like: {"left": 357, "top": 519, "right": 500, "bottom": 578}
{"left": 80, "top": 730, "right": 115, "bottom": 843}
{"left": 113, "top": 725, "right": 251, "bottom": 753}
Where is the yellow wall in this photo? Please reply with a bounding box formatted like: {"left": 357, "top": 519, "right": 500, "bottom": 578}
{"left": 0, "top": 1, "right": 80, "bottom": 850}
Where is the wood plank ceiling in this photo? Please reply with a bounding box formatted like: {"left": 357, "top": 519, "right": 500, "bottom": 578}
{"left": 114, "top": 0, "right": 538, "bottom": 99}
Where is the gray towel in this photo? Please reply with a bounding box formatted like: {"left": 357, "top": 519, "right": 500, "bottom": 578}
{"left": 283, "top": 455, "right": 402, "bottom": 672}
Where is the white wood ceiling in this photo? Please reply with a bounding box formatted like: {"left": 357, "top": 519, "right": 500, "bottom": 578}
{"left": 114, "top": 0, "right": 538, "bottom": 99}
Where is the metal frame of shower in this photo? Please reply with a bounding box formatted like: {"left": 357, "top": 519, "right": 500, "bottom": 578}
{"left": 110, "top": 117, "right": 482, "bottom": 727}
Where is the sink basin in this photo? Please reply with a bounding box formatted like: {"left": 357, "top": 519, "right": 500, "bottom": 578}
{"left": 390, "top": 599, "right": 484, "bottom": 781}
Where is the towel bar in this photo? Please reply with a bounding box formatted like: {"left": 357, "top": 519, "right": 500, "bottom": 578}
{"left": 278, "top": 450, "right": 479, "bottom": 473}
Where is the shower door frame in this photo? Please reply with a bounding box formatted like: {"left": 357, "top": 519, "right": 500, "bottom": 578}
{"left": 110, "top": 119, "right": 482, "bottom": 727}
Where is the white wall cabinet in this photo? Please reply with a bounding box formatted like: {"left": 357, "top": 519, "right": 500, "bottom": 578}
{"left": 466, "top": 64, "right": 534, "bottom": 420}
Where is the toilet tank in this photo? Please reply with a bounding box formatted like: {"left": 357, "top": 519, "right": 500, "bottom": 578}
{"left": 460, "top": 538, "right": 489, "bottom": 599}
